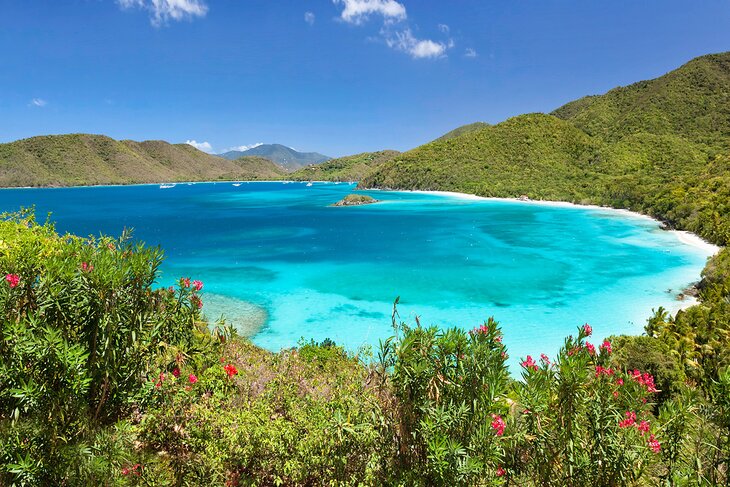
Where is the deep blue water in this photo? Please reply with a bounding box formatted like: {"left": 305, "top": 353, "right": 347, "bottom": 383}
{"left": 0, "top": 182, "right": 714, "bottom": 368}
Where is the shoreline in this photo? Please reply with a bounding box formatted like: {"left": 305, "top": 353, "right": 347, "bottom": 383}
{"left": 372, "top": 188, "right": 721, "bottom": 256}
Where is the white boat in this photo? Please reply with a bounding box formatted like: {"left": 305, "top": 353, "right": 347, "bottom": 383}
{"left": 306, "top": 182, "right": 313, "bottom": 187}
{"left": 232, "top": 183, "right": 241, "bottom": 187}
{"left": 159, "top": 183, "right": 176, "bottom": 189}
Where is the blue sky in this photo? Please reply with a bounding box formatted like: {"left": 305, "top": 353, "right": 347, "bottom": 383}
{"left": 2, "top": 0, "right": 730, "bottom": 157}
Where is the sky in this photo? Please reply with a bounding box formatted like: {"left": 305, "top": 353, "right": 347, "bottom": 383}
{"left": 1, "top": 1, "right": 730, "bottom": 157}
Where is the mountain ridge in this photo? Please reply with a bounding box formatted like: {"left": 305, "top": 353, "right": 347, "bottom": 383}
{"left": 218, "top": 143, "right": 330, "bottom": 171}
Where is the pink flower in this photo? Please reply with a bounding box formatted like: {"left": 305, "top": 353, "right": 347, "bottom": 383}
{"left": 121, "top": 467, "right": 130, "bottom": 476}
{"left": 190, "top": 295, "right": 203, "bottom": 309}
{"left": 223, "top": 363, "right": 238, "bottom": 378}
{"left": 648, "top": 434, "right": 661, "bottom": 453}
{"left": 181, "top": 277, "right": 191, "bottom": 288}
{"left": 616, "top": 378, "right": 624, "bottom": 386}
{"left": 619, "top": 411, "right": 637, "bottom": 428}
{"left": 192, "top": 279, "right": 203, "bottom": 291}
{"left": 470, "top": 323, "right": 488, "bottom": 335}
{"left": 600, "top": 340, "right": 612, "bottom": 354}
{"left": 521, "top": 355, "right": 538, "bottom": 371}
{"left": 613, "top": 390, "right": 619, "bottom": 398}
{"left": 81, "top": 262, "right": 93, "bottom": 272}
{"left": 583, "top": 323, "right": 592, "bottom": 336}
{"left": 172, "top": 367, "right": 180, "bottom": 378}
{"left": 585, "top": 342, "right": 596, "bottom": 355}
{"left": 496, "top": 466, "right": 506, "bottom": 477}
{"left": 638, "top": 420, "right": 650, "bottom": 435}
{"left": 188, "top": 374, "right": 198, "bottom": 384}
{"left": 5, "top": 274, "right": 19, "bottom": 288}
{"left": 491, "top": 414, "right": 506, "bottom": 436}
{"left": 540, "top": 353, "right": 551, "bottom": 365}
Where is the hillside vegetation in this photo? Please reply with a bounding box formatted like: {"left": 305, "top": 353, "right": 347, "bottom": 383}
{"left": 435, "top": 121, "right": 490, "bottom": 141}
{"left": 225, "top": 156, "right": 287, "bottom": 180}
{"left": 288, "top": 150, "right": 400, "bottom": 181}
{"left": 218, "top": 144, "right": 330, "bottom": 171}
{"left": 360, "top": 51, "right": 730, "bottom": 247}
{"left": 0, "top": 134, "right": 284, "bottom": 187}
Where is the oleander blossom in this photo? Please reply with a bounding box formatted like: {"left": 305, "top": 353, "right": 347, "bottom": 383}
{"left": 188, "top": 374, "right": 198, "bottom": 384}
{"left": 471, "top": 323, "right": 488, "bottom": 335}
{"left": 192, "top": 279, "right": 203, "bottom": 291}
{"left": 491, "top": 414, "right": 506, "bottom": 436}
{"left": 223, "top": 363, "right": 238, "bottom": 378}
{"left": 600, "top": 340, "right": 612, "bottom": 354}
{"left": 172, "top": 367, "right": 180, "bottom": 378}
{"left": 638, "top": 420, "right": 650, "bottom": 435}
{"left": 648, "top": 434, "right": 661, "bottom": 453}
{"left": 629, "top": 369, "right": 658, "bottom": 393}
{"left": 540, "top": 353, "right": 551, "bottom": 365}
{"left": 619, "top": 411, "right": 637, "bottom": 428}
{"left": 496, "top": 466, "right": 506, "bottom": 477}
{"left": 181, "top": 277, "right": 191, "bottom": 288}
{"left": 585, "top": 342, "right": 596, "bottom": 355}
{"left": 522, "top": 355, "right": 538, "bottom": 371}
{"left": 5, "top": 273, "right": 19, "bottom": 288}
{"left": 583, "top": 323, "right": 592, "bottom": 336}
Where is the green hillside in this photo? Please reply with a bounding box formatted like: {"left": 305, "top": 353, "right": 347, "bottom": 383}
{"left": 435, "top": 121, "right": 490, "bottom": 142}
{"left": 218, "top": 143, "right": 330, "bottom": 171}
{"left": 225, "top": 156, "right": 287, "bottom": 180}
{"left": 288, "top": 150, "right": 400, "bottom": 181}
{"left": 360, "top": 51, "right": 730, "bottom": 247}
{"left": 552, "top": 51, "right": 730, "bottom": 147}
{"left": 0, "top": 134, "right": 282, "bottom": 187}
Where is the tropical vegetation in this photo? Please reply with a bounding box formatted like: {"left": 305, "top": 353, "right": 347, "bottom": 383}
{"left": 1, "top": 51, "right": 730, "bottom": 485}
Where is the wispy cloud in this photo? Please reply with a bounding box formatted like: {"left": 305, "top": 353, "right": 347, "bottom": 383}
{"left": 384, "top": 28, "right": 448, "bottom": 59}
{"left": 185, "top": 140, "right": 213, "bottom": 153}
{"left": 333, "top": 0, "right": 406, "bottom": 25}
{"left": 29, "top": 98, "right": 47, "bottom": 107}
{"left": 304, "top": 11, "right": 316, "bottom": 25}
{"left": 333, "top": 0, "right": 452, "bottom": 60}
{"left": 225, "top": 143, "right": 263, "bottom": 153}
{"left": 117, "top": 0, "right": 208, "bottom": 26}
{"left": 465, "top": 48, "right": 478, "bottom": 58}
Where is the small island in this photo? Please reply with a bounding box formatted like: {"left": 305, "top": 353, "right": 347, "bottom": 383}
{"left": 332, "top": 194, "right": 379, "bottom": 206}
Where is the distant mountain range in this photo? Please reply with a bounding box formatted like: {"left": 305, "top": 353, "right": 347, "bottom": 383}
{"left": 0, "top": 135, "right": 286, "bottom": 187}
{"left": 218, "top": 144, "right": 330, "bottom": 171}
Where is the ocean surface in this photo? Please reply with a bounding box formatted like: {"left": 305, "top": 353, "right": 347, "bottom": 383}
{"left": 0, "top": 182, "right": 715, "bottom": 368}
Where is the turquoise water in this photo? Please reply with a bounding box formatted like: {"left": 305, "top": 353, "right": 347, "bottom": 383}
{"left": 0, "top": 182, "right": 714, "bottom": 368}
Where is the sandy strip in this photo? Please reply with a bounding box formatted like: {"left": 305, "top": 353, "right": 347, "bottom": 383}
{"left": 374, "top": 189, "right": 721, "bottom": 256}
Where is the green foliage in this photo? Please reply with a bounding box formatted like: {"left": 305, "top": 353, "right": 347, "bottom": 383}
{"left": 377, "top": 317, "right": 510, "bottom": 486}
{"left": 0, "top": 211, "right": 216, "bottom": 485}
{"left": 510, "top": 327, "right": 661, "bottom": 486}
{"left": 289, "top": 150, "right": 400, "bottom": 182}
{"left": 0, "top": 134, "right": 282, "bottom": 187}
{"left": 435, "top": 122, "right": 491, "bottom": 142}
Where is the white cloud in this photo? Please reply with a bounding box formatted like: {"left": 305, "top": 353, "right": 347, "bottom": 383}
{"left": 304, "top": 11, "right": 315, "bottom": 25}
{"left": 29, "top": 98, "right": 47, "bottom": 107}
{"left": 185, "top": 140, "right": 213, "bottom": 153}
{"left": 225, "top": 143, "right": 263, "bottom": 153}
{"left": 117, "top": 0, "right": 208, "bottom": 26}
{"left": 333, "top": 0, "right": 406, "bottom": 25}
{"left": 465, "top": 48, "right": 478, "bottom": 58}
{"left": 384, "top": 29, "right": 448, "bottom": 59}
{"left": 437, "top": 23, "right": 449, "bottom": 33}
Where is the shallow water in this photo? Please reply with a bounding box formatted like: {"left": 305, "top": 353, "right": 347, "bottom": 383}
{"left": 0, "top": 182, "right": 714, "bottom": 369}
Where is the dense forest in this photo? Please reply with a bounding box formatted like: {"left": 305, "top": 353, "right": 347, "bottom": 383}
{"left": 1, "top": 52, "right": 729, "bottom": 485}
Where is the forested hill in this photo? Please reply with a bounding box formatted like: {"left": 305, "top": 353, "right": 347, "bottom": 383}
{"left": 360, "top": 51, "right": 730, "bottom": 247}
{"left": 288, "top": 150, "right": 400, "bottom": 182}
{"left": 0, "top": 134, "right": 284, "bottom": 187}
{"left": 218, "top": 144, "right": 330, "bottom": 171}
